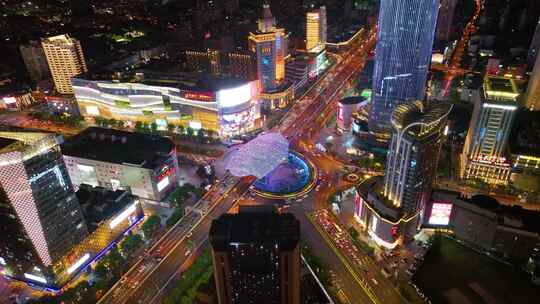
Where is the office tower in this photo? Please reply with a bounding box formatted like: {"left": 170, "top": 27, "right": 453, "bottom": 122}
{"left": 0, "top": 132, "right": 87, "bottom": 285}
{"left": 19, "top": 41, "right": 50, "bottom": 82}
{"left": 41, "top": 34, "right": 87, "bottom": 94}
{"left": 525, "top": 43, "right": 540, "bottom": 111}
{"left": 384, "top": 101, "right": 451, "bottom": 215}
{"left": 248, "top": 4, "right": 289, "bottom": 92}
{"left": 306, "top": 6, "right": 327, "bottom": 53}
{"left": 368, "top": 0, "right": 439, "bottom": 136}
{"left": 210, "top": 206, "right": 300, "bottom": 304}
{"left": 354, "top": 101, "right": 450, "bottom": 248}
{"left": 461, "top": 76, "right": 519, "bottom": 184}
{"left": 436, "top": 0, "right": 457, "bottom": 42}
{"left": 527, "top": 18, "right": 540, "bottom": 70}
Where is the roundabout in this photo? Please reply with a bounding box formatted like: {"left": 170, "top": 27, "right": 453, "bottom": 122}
{"left": 252, "top": 152, "right": 317, "bottom": 199}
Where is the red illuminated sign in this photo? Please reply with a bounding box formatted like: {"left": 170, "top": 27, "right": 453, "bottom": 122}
{"left": 184, "top": 91, "right": 214, "bottom": 101}
{"left": 338, "top": 104, "right": 344, "bottom": 121}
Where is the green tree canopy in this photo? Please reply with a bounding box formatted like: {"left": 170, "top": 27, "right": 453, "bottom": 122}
{"left": 142, "top": 214, "right": 162, "bottom": 238}
{"left": 119, "top": 234, "right": 144, "bottom": 257}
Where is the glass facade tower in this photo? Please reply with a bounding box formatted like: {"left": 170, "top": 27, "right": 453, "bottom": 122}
{"left": 0, "top": 132, "right": 87, "bottom": 286}
{"left": 369, "top": 0, "right": 439, "bottom": 135}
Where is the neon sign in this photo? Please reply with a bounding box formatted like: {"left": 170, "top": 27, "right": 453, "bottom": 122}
{"left": 428, "top": 203, "right": 453, "bottom": 226}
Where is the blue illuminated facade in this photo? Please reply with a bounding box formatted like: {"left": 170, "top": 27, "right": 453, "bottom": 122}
{"left": 369, "top": 0, "right": 439, "bottom": 134}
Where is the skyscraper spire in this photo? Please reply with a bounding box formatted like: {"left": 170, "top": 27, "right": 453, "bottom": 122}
{"left": 258, "top": 3, "right": 276, "bottom": 33}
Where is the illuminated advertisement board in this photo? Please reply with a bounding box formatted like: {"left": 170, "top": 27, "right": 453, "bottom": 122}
{"left": 67, "top": 253, "right": 90, "bottom": 274}
{"left": 428, "top": 203, "right": 453, "bottom": 226}
{"left": 109, "top": 203, "right": 137, "bottom": 229}
{"left": 219, "top": 105, "right": 255, "bottom": 136}
{"left": 2, "top": 97, "right": 17, "bottom": 104}
{"left": 217, "top": 84, "right": 252, "bottom": 108}
{"left": 183, "top": 91, "right": 214, "bottom": 102}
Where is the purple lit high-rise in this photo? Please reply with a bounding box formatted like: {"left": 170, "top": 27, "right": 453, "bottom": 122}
{"left": 369, "top": 0, "right": 439, "bottom": 136}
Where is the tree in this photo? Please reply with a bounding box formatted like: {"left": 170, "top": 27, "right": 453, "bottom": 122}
{"left": 166, "top": 208, "right": 184, "bottom": 228}
{"left": 513, "top": 174, "right": 540, "bottom": 193}
{"left": 150, "top": 122, "right": 158, "bottom": 133}
{"left": 120, "top": 234, "right": 144, "bottom": 257}
{"left": 109, "top": 118, "right": 117, "bottom": 127}
{"left": 186, "top": 126, "right": 194, "bottom": 138}
{"left": 348, "top": 227, "right": 359, "bottom": 239}
{"left": 142, "top": 214, "right": 161, "bottom": 238}
{"left": 94, "top": 261, "right": 109, "bottom": 281}
{"left": 135, "top": 121, "right": 143, "bottom": 131}
{"left": 167, "top": 124, "right": 176, "bottom": 134}
{"left": 169, "top": 185, "right": 192, "bottom": 207}
{"left": 100, "top": 247, "right": 126, "bottom": 278}
{"left": 196, "top": 128, "right": 206, "bottom": 142}
{"left": 177, "top": 125, "right": 185, "bottom": 134}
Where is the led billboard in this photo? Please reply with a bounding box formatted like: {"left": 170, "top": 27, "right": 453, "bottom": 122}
{"left": 428, "top": 203, "right": 453, "bottom": 226}
{"left": 217, "top": 83, "right": 252, "bottom": 108}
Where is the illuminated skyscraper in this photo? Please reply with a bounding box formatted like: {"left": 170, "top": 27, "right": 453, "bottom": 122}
{"left": 436, "top": 0, "right": 457, "bottom": 42}
{"left": 248, "top": 4, "right": 289, "bottom": 92}
{"left": 354, "top": 101, "right": 451, "bottom": 249}
{"left": 0, "top": 132, "right": 87, "bottom": 286}
{"left": 306, "top": 6, "right": 327, "bottom": 53}
{"left": 210, "top": 206, "right": 300, "bottom": 304}
{"left": 369, "top": 0, "right": 439, "bottom": 136}
{"left": 525, "top": 41, "right": 540, "bottom": 111}
{"left": 461, "top": 76, "right": 519, "bottom": 184}
{"left": 527, "top": 18, "right": 540, "bottom": 70}
{"left": 42, "top": 34, "right": 87, "bottom": 94}
{"left": 384, "top": 101, "right": 451, "bottom": 214}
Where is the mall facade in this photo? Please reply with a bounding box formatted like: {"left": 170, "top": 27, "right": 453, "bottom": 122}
{"left": 72, "top": 73, "right": 260, "bottom": 138}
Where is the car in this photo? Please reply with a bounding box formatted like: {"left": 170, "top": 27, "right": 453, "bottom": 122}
{"left": 185, "top": 250, "right": 192, "bottom": 256}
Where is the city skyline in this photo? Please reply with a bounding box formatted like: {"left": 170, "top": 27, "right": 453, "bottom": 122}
{"left": 1, "top": 1, "right": 540, "bottom": 303}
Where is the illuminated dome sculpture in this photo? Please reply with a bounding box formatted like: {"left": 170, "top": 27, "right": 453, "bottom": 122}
{"left": 225, "top": 132, "right": 289, "bottom": 178}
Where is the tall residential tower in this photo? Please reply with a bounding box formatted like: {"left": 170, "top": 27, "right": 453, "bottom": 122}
{"left": 41, "top": 34, "right": 87, "bottom": 94}
{"left": 369, "top": 0, "right": 439, "bottom": 136}
{"left": 210, "top": 206, "right": 300, "bottom": 304}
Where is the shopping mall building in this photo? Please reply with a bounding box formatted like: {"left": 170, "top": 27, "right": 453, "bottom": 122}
{"left": 72, "top": 66, "right": 260, "bottom": 138}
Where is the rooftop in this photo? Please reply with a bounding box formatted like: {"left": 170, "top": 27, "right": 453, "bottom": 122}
{"left": 209, "top": 206, "right": 300, "bottom": 251}
{"left": 61, "top": 127, "right": 175, "bottom": 169}
{"left": 42, "top": 34, "right": 75, "bottom": 45}
{"left": 77, "top": 58, "right": 246, "bottom": 92}
{"left": 76, "top": 184, "right": 136, "bottom": 233}
{"left": 483, "top": 76, "right": 520, "bottom": 101}
{"left": 391, "top": 101, "right": 452, "bottom": 137}
{"left": 0, "top": 137, "right": 18, "bottom": 153}
{"left": 339, "top": 96, "right": 367, "bottom": 105}
{"left": 432, "top": 190, "right": 540, "bottom": 234}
